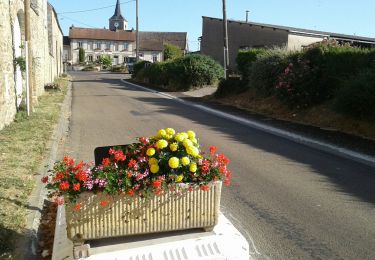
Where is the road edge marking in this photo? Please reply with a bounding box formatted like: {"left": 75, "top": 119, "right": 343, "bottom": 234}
{"left": 121, "top": 79, "right": 375, "bottom": 168}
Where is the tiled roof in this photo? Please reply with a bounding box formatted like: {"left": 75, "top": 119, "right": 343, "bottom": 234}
{"left": 69, "top": 27, "right": 136, "bottom": 41}
{"left": 139, "top": 32, "right": 187, "bottom": 51}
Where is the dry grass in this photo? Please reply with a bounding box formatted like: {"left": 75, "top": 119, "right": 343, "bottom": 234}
{"left": 0, "top": 77, "right": 70, "bottom": 258}
{"left": 212, "top": 89, "right": 375, "bottom": 141}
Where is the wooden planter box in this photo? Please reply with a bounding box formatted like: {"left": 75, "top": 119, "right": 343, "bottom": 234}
{"left": 65, "top": 181, "right": 222, "bottom": 243}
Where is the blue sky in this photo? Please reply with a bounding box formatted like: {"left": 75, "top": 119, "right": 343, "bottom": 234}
{"left": 49, "top": 0, "right": 375, "bottom": 51}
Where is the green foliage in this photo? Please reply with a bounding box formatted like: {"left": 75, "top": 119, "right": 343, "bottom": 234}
{"left": 334, "top": 68, "right": 375, "bottom": 120}
{"left": 167, "top": 54, "right": 224, "bottom": 90}
{"left": 236, "top": 48, "right": 266, "bottom": 80}
{"left": 79, "top": 47, "right": 85, "bottom": 63}
{"left": 111, "top": 65, "right": 127, "bottom": 72}
{"left": 96, "top": 55, "right": 113, "bottom": 68}
{"left": 132, "top": 60, "right": 151, "bottom": 78}
{"left": 163, "top": 43, "right": 183, "bottom": 61}
{"left": 14, "top": 56, "right": 26, "bottom": 72}
{"left": 81, "top": 65, "right": 98, "bottom": 71}
{"left": 214, "top": 78, "right": 248, "bottom": 98}
{"left": 249, "top": 48, "right": 291, "bottom": 97}
{"left": 134, "top": 55, "right": 224, "bottom": 91}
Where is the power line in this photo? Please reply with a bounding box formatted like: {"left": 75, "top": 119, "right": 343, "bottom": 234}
{"left": 57, "top": 0, "right": 135, "bottom": 14}
{"left": 59, "top": 15, "right": 96, "bottom": 28}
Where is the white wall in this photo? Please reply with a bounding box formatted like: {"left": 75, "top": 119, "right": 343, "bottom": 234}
{"left": 287, "top": 33, "right": 325, "bottom": 51}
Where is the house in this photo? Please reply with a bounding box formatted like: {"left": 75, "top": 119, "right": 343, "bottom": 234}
{"left": 201, "top": 16, "right": 375, "bottom": 70}
{"left": 67, "top": 0, "right": 188, "bottom": 65}
{"left": 0, "top": 0, "right": 63, "bottom": 130}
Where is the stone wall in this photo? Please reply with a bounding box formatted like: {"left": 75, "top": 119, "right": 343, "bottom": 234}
{"left": 0, "top": 0, "right": 63, "bottom": 130}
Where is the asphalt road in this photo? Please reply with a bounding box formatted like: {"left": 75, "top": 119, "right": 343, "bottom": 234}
{"left": 65, "top": 71, "right": 375, "bottom": 260}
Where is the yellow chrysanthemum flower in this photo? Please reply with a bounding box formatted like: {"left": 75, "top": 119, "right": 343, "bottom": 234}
{"left": 187, "top": 130, "right": 196, "bottom": 139}
{"left": 168, "top": 157, "right": 180, "bottom": 169}
{"left": 187, "top": 146, "right": 199, "bottom": 157}
{"left": 190, "top": 162, "right": 197, "bottom": 173}
{"left": 182, "top": 139, "right": 193, "bottom": 148}
{"left": 148, "top": 157, "right": 158, "bottom": 165}
{"left": 175, "top": 133, "right": 185, "bottom": 142}
{"left": 165, "top": 134, "right": 173, "bottom": 140}
{"left": 175, "top": 174, "right": 184, "bottom": 182}
{"left": 156, "top": 139, "right": 168, "bottom": 149}
{"left": 181, "top": 157, "right": 190, "bottom": 166}
{"left": 150, "top": 164, "right": 159, "bottom": 174}
{"left": 190, "top": 137, "right": 198, "bottom": 144}
{"left": 169, "top": 142, "right": 178, "bottom": 152}
{"left": 146, "top": 148, "right": 155, "bottom": 156}
{"left": 181, "top": 132, "right": 189, "bottom": 139}
{"left": 166, "top": 128, "right": 176, "bottom": 135}
{"left": 157, "top": 129, "right": 167, "bottom": 138}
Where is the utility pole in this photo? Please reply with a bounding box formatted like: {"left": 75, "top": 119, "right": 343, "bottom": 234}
{"left": 136, "top": 0, "right": 139, "bottom": 62}
{"left": 246, "top": 10, "right": 250, "bottom": 23}
{"left": 24, "top": 0, "right": 33, "bottom": 112}
{"left": 222, "top": 0, "right": 229, "bottom": 79}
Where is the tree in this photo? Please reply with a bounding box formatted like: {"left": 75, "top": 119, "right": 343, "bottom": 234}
{"left": 79, "top": 47, "right": 85, "bottom": 63}
{"left": 97, "top": 55, "right": 113, "bottom": 68}
{"left": 163, "top": 43, "right": 182, "bottom": 61}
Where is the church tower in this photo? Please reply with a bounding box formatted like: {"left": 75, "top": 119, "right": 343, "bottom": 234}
{"left": 109, "top": 0, "right": 128, "bottom": 31}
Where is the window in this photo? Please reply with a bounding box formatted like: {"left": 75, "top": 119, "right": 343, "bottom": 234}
{"left": 87, "top": 42, "right": 92, "bottom": 50}
{"left": 102, "top": 43, "right": 106, "bottom": 50}
{"left": 124, "top": 42, "right": 129, "bottom": 51}
{"left": 107, "top": 42, "right": 111, "bottom": 50}
{"left": 78, "top": 41, "right": 83, "bottom": 48}
{"left": 123, "top": 56, "right": 127, "bottom": 63}
{"left": 114, "top": 43, "right": 118, "bottom": 51}
{"left": 88, "top": 55, "right": 93, "bottom": 62}
{"left": 96, "top": 55, "right": 101, "bottom": 60}
{"left": 152, "top": 54, "right": 158, "bottom": 63}
{"left": 139, "top": 53, "right": 144, "bottom": 58}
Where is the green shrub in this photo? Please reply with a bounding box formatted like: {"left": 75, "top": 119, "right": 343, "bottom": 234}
{"left": 132, "top": 60, "right": 151, "bottom": 78}
{"left": 111, "top": 65, "right": 127, "bottom": 72}
{"left": 236, "top": 48, "right": 266, "bottom": 80}
{"left": 249, "top": 48, "right": 290, "bottom": 97}
{"left": 96, "top": 55, "right": 113, "bottom": 69}
{"left": 214, "top": 78, "right": 248, "bottom": 98}
{"left": 163, "top": 43, "right": 183, "bottom": 61}
{"left": 334, "top": 68, "right": 375, "bottom": 119}
{"left": 81, "top": 65, "right": 98, "bottom": 71}
{"left": 168, "top": 54, "right": 224, "bottom": 90}
{"left": 79, "top": 48, "right": 85, "bottom": 63}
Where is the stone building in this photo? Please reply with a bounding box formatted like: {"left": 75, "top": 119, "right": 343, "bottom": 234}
{"left": 0, "top": 0, "right": 63, "bottom": 130}
{"left": 67, "top": 0, "right": 188, "bottom": 65}
{"left": 201, "top": 16, "right": 375, "bottom": 70}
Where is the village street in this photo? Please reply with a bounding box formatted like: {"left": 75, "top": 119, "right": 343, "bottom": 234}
{"left": 63, "top": 71, "right": 375, "bottom": 260}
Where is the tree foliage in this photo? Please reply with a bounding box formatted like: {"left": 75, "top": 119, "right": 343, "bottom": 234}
{"left": 163, "top": 43, "right": 183, "bottom": 61}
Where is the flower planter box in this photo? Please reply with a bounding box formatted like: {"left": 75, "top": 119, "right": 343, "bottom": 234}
{"left": 65, "top": 181, "right": 222, "bottom": 243}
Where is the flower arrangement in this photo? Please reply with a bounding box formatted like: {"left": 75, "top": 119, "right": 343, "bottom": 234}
{"left": 42, "top": 128, "right": 231, "bottom": 207}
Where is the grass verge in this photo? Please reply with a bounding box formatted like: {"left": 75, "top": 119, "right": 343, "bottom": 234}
{"left": 210, "top": 89, "right": 375, "bottom": 141}
{"left": 0, "top": 76, "right": 70, "bottom": 258}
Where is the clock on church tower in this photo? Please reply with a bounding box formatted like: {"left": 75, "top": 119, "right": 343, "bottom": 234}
{"left": 109, "top": 0, "right": 128, "bottom": 31}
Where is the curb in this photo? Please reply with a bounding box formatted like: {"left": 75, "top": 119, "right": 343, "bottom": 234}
{"left": 19, "top": 81, "right": 72, "bottom": 259}
{"left": 121, "top": 79, "right": 375, "bottom": 169}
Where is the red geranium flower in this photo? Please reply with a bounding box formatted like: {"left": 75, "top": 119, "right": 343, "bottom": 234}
{"left": 73, "top": 183, "right": 80, "bottom": 191}
{"left": 74, "top": 203, "right": 81, "bottom": 211}
{"left": 200, "top": 185, "right": 210, "bottom": 191}
{"left": 127, "top": 189, "right": 135, "bottom": 196}
{"left": 63, "top": 156, "right": 75, "bottom": 167}
{"left": 74, "top": 171, "right": 88, "bottom": 182}
{"left": 102, "top": 158, "right": 111, "bottom": 167}
{"left": 152, "top": 179, "right": 162, "bottom": 188}
{"left": 209, "top": 146, "right": 217, "bottom": 155}
{"left": 100, "top": 200, "right": 109, "bottom": 207}
{"left": 41, "top": 176, "right": 49, "bottom": 183}
{"left": 114, "top": 150, "right": 126, "bottom": 161}
{"left": 59, "top": 181, "right": 70, "bottom": 191}
{"left": 128, "top": 159, "right": 137, "bottom": 168}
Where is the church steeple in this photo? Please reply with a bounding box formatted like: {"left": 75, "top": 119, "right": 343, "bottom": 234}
{"left": 112, "top": 0, "right": 124, "bottom": 20}
{"left": 109, "top": 0, "right": 128, "bottom": 31}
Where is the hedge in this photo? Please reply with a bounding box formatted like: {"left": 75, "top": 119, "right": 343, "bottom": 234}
{"left": 236, "top": 48, "right": 266, "bottom": 80}
{"left": 134, "top": 54, "right": 224, "bottom": 91}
